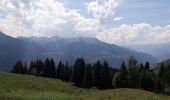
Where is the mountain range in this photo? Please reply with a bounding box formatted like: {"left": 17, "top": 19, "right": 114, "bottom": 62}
{"left": 0, "top": 31, "right": 157, "bottom": 71}
{"left": 128, "top": 43, "right": 170, "bottom": 61}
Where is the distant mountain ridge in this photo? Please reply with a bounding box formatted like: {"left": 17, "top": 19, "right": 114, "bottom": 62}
{"left": 0, "top": 32, "right": 157, "bottom": 71}
{"left": 128, "top": 43, "right": 170, "bottom": 61}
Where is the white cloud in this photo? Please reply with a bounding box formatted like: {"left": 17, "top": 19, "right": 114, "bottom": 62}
{"left": 97, "top": 23, "right": 170, "bottom": 45}
{"left": 87, "top": 0, "right": 122, "bottom": 23}
{"left": 113, "top": 17, "right": 123, "bottom": 21}
{"left": 0, "top": 0, "right": 99, "bottom": 37}
{"left": 0, "top": 0, "right": 170, "bottom": 45}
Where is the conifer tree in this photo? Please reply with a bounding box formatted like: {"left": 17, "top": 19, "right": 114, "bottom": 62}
{"left": 60, "top": 63, "right": 66, "bottom": 80}
{"left": 158, "top": 63, "right": 165, "bottom": 79}
{"left": 140, "top": 68, "right": 155, "bottom": 91}
{"left": 138, "top": 61, "right": 155, "bottom": 91}
{"left": 119, "top": 61, "right": 128, "bottom": 87}
{"left": 34, "top": 59, "right": 44, "bottom": 76}
{"left": 145, "top": 62, "right": 150, "bottom": 70}
{"left": 139, "top": 64, "right": 144, "bottom": 72}
{"left": 29, "top": 61, "right": 36, "bottom": 75}
{"left": 23, "top": 63, "right": 28, "bottom": 74}
{"left": 155, "top": 78, "right": 164, "bottom": 93}
{"left": 72, "top": 58, "right": 86, "bottom": 86}
{"left": 44, "top": 58, "right": 50, "bottom": 76}
{"left": 93, "top": 60, "right": 102, "bottom": 88}
{"left": 11, "top": 60, "right": 24, "bottom": 74}
{"left": 43, "top": 58, "right": 56, "bottom": 78}
{"left": 49, "top": 58, "right": 56, "bottom": 77}
{"left": 63, "top": 62, "right": 72, "bottom": 82}
{"left": 82, "top": 64, "right": 93, "bottom": 88}
{"left": 57, "top": 61, "right": 63, "bottom": 79}
{"left": 100, "top": 61, "right": 112, "bottom": 89}
{"left": 155, "top": 63, "right": 165, "bottom": 93}
{"left": 128, "top": 56, "right": 139, "bottom": 88}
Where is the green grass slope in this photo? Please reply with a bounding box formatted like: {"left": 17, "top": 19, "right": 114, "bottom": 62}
{"left": 0, "top": 72, "right": 169, "bottom": 100}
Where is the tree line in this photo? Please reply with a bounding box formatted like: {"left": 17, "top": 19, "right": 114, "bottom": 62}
{"left": 11, "top": 58, "right": 116, "bottom": 89}
{"left": 11, "top": 57, "right": 168, "bottom": 93}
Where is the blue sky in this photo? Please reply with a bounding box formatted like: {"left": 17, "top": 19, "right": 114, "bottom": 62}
{"left": 0, "top": 0, "right": 170, "bottom": 45}
{"left": 59, "top": 0, "right": 170, "bottom": 27}
{"left": 117, "top": 0, "right": 170, "bottom": 26}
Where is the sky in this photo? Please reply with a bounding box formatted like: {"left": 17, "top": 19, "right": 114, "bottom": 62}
{"left": 0, "top": 0, "right": 170, "bottom": 45}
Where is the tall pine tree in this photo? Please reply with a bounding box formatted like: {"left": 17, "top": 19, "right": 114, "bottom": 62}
{"left": 57, "top": 61, "right": 64, "bottom": 79}
{"left": 155, "top": 63, "right": 165, "bottom": 93}
{"left": 93, "top": 60, "right": 102, "bottom": 88}
{"left": 23, "top": 63, "right": 28, "bottom": 74}
{"left": 82, "top": 64, "right": 93, "bottom": 88}
{"left": 100, "top": 61, "right": 112, "bottom": 89}
{"left": 43, "top": 58, "right": 56, "bottom": 78}
{"left": 128, "top": 56, "right": 139, "bottom": 88}
{"left": 63, "top": 62, "right": 72, "bottom": 82}
{"left": 11, "top": 60, "right": 24, "bottom": 74}
{"left": 72, "top": 58, "right": 86, "bottom": 86}
{"left": 117, "top": 61, "right": 128, "bottom": 87}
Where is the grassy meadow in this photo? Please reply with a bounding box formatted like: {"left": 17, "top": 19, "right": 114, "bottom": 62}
{"left": 0, "top": 72, "right": 169, "bottom": 100}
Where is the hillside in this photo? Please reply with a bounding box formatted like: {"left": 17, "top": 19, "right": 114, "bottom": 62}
{"left": 128, "top": 43, "right": 170, "bottom": 61}
{"left": 0, "top": 31, "right": 157, "bottom": 71}
{"left": 0, "top": 72, "right": 169, "bottom": 100}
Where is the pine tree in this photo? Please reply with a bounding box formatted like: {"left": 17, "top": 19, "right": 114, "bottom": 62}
{"left": 39, "top": 59, "right": 45, "bottom": 76}
{"left": 50, "top": 58, "right": 56, "bottom": 78}
{"left": 63, "top": 62, "right": 72, "bottom": 82}
{"left": 57, "top": 61, "right": 63, "bottom": 79}
{"left": 60, "top": 63, "right": 66, "bottom": 80}
{"left": 100, "top": 61, "right": 112, "bottom": 89}
{"left": 11, "top": 60, "right": 24, "bottom": 74}
{"left": 35, "top": 59, "right": 44, "bottom": 76}
{"left": 82, "top": 64, "right": 93, "bottom": 88}
{"left": 23, "top": 63, "right": 28, "bottom": 74}
{"left": 112, "top": 72, "right": 120, "bottom": 88}
{"left": 139, "top": 64, "right": 144, "bottom": 72}
{"left": 44, "top": 58, "right": 50, "bottom": 77}
{"left": 155, "top": 78, "right": 164, "bottom": 93}
{"left": 140, "top": 69, "right": 155, "bottom": 91}
{"left": 93, "top": 60, "right": 102, "bottom": 88}
{"left": 71, "top": 58, "right": 86, "bottom": 86}
{"left": 164, "top": 70, "right": 170, "bottom": 86}
{"left": 128, "top": 56, "right": 139, "bottom": 88}
{"left": 158, "top": 63, "right": 165, "bottom": 79}
{"left": 41, "top": 58, "right": 56, "bottom": 78}
{"left": 155, "top": 63, "right": 165, "bottom": 93}
{"left": 119, "top": 61, "right": 128, "bottom": 87}
{"left": 145, "top": 62, "right": 150, "bottom": 70}
{"left": 29, "top": 61, "right": 36, "bottom": 75}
